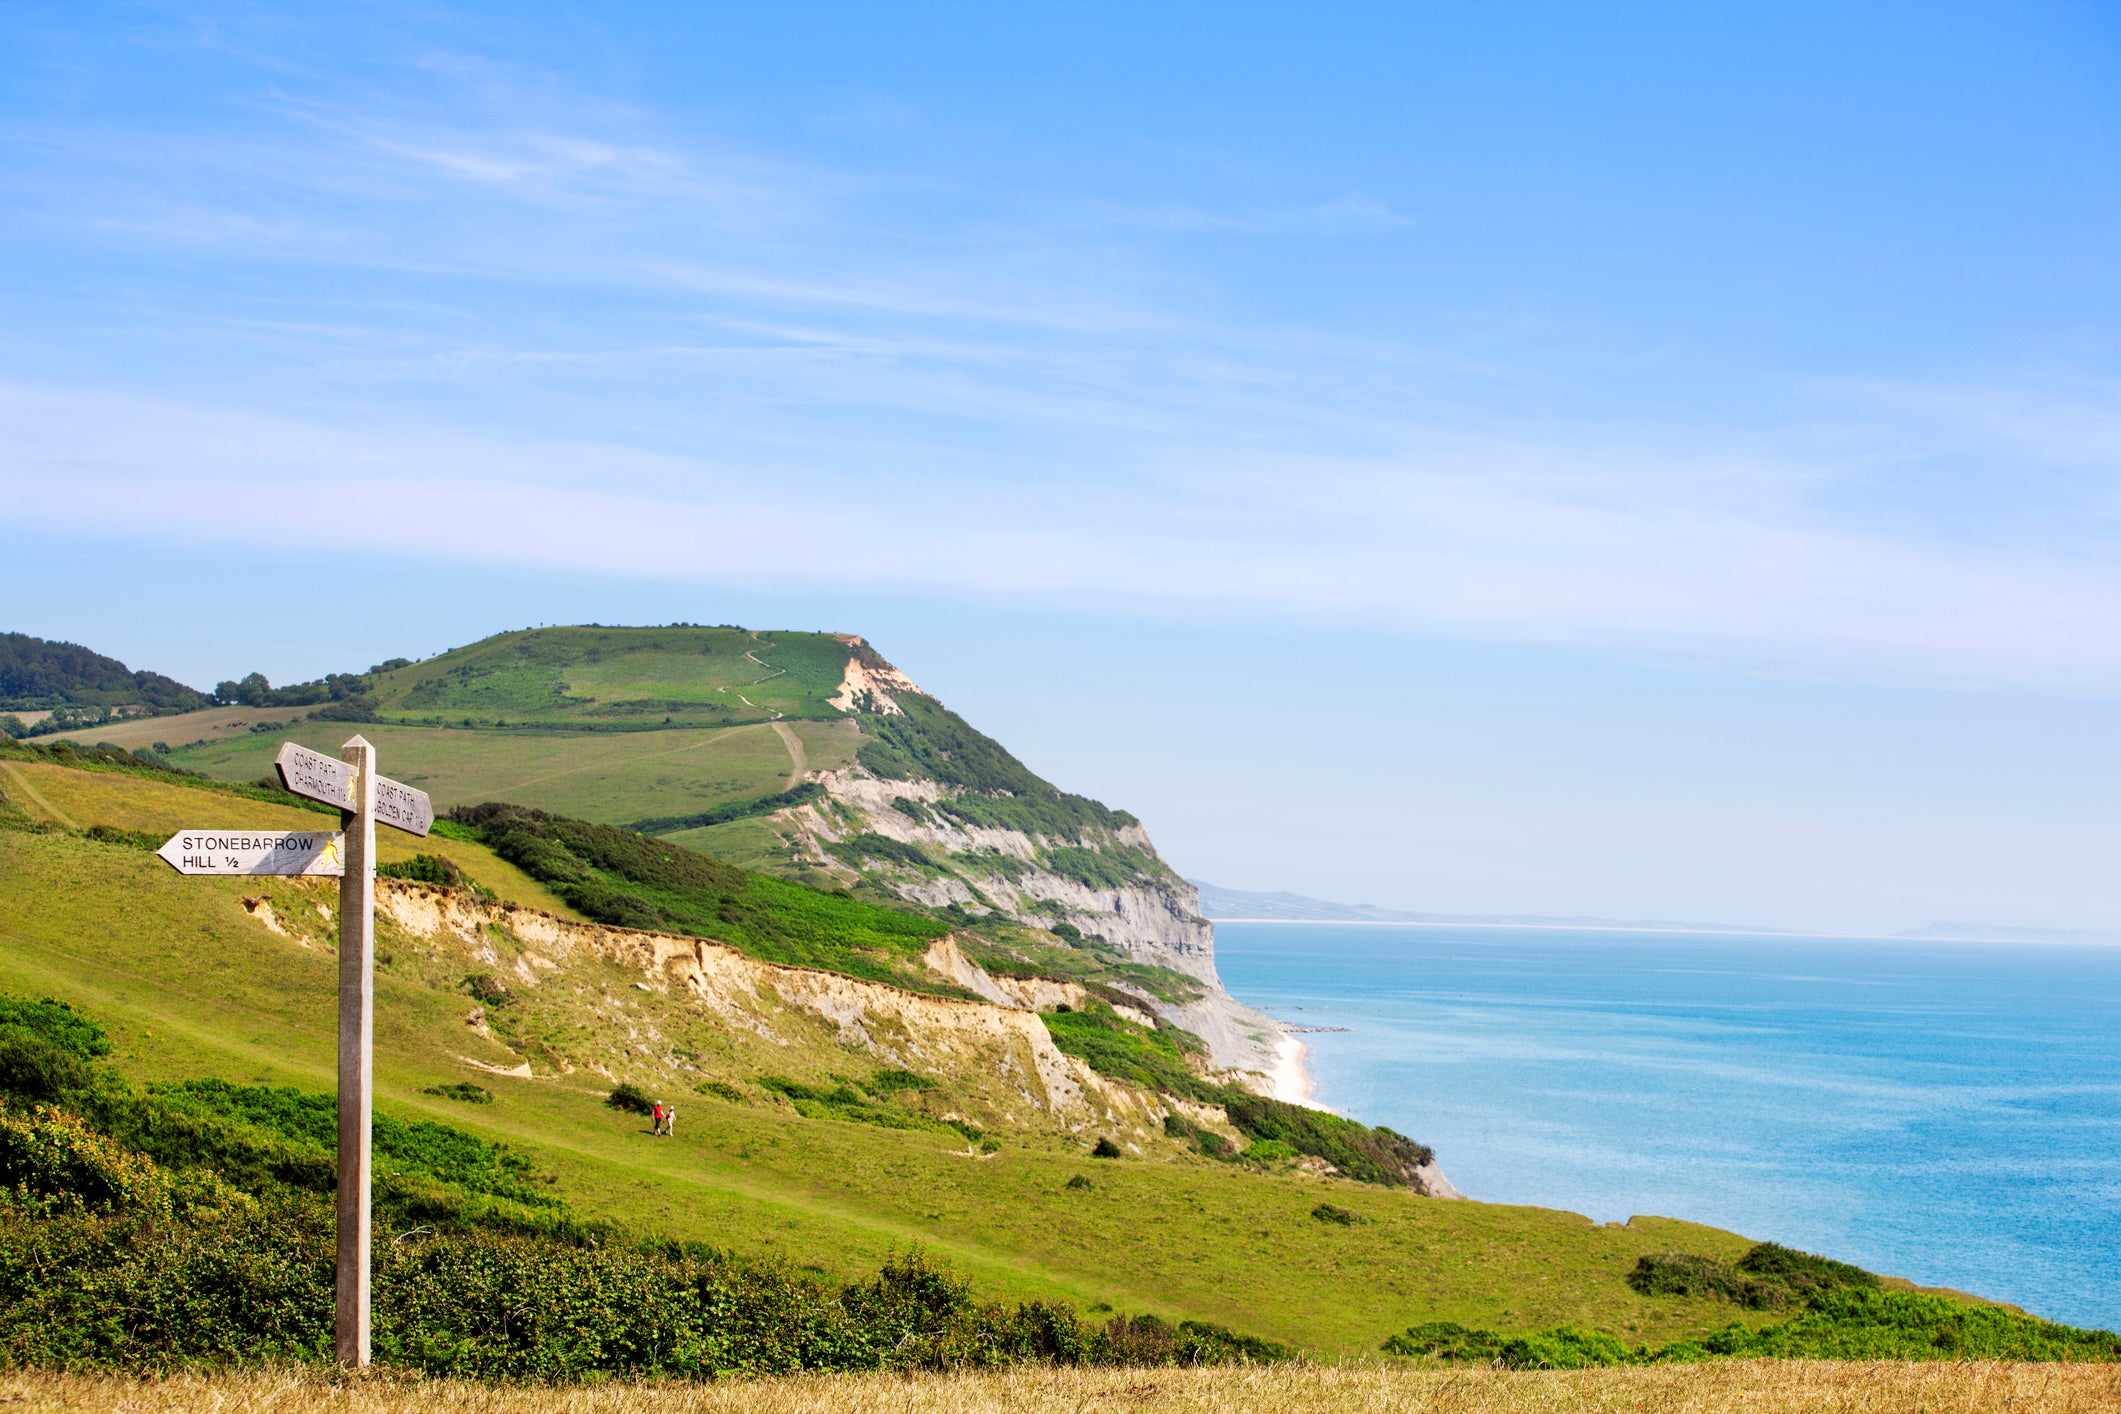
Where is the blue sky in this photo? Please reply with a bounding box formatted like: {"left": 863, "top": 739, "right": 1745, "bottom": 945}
{"left": 4, "top": 2, "right": 2118, "bottom": 933}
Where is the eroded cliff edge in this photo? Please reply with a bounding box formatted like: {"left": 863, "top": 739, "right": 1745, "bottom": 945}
{"left": 768, "top": 637, "right": 1290, "bottom": 1088}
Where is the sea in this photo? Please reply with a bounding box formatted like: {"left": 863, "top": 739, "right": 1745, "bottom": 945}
{"left": 1213, "top": 922, "right": 2121, "bottom": 1331}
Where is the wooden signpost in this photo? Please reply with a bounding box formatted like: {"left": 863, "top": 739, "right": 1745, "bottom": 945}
{"left": 156, "top": 736, "right": 431, "bottom": 1368}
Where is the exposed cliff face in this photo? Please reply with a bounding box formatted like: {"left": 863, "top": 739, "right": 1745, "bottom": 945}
{"left": 360, "top": 878, "right": 1453, "bottom": 1196}
{"left": 367, "top": 879, "right": 1234, "bottom": 1149}
{"left": 775, "top": 641, "right": 1288, "bottom": 1083}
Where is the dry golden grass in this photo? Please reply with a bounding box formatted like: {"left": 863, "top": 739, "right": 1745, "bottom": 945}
{"left": 4, "top": 1362, "right": 2118, "bottom": 1414}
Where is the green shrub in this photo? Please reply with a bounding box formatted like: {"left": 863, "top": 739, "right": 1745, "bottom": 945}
{"left": 0, "top": 995, "right": 110, "bottom": 1059}
{"left": 1064, "top": 1174, "right": 1093, "bottom": 1191}
{"left": 1735, "top": 1241, "right": 1879, "bottom": 1295}
{"left": 83, "top": 823, "right": 159, "bottom": 850}
{"left": 1670, "top": 1287, "right": 2121, "bottom": 1362}
{"left": 1384, "top": 1283, "right": 2121, "bottom": 1368}
{"left": 695, "top": 1080, "right": 748, "bottom": 1104}
{"left": 1628, "top": 1244, "right": 1878, "bottom": 1311}
{"left": 605, "top": 1083, "right": 655, "bottom": 1115}
{"left": 1090, "top": 1137, "right": 1123, "bottom": 1159}
{"left": 450, "top": 803, "right": 954, "bottom": 991}
{"left": 1221, "top": 1093, "right": 1433, "bottom": 1187}
{"left": 824, "top": 833, "right": 932, "bottom": 871}
{"left": 1627, "top": 1251, "right": 1789, "bottom": 1309}
{"left": 1382, "top": 1320, "right": 1503, "bottom": 1362}
{"left": 380, "top": 854, "right": 468, "bottom": 889}
{"left": 463, "top": 973, "right": 513, "bottom": 1007}
{"left": 421, "top": 1083, "right": 493, "bottom": 1105}
{"left": 1040, "top": 1003, "right": 1218, "bottom": 1103}
{"left": 0, "top": 1107, "right": 166, "bottom": 1215}
{"left": 1239, "top": 1139, "right": 1298, "bottom": 1164}
{"left": 1498, "top": 1324, "right": 1632, "bottom": 1369}
{"left": 1311, "top": 1202, "right": 1360, "bottom": 1226}
{"left": 0, "top": 1031, "right": 95, "bottom": 1102}
{"left": 871, "top": 1067, "right": 937, "bottom": 1093}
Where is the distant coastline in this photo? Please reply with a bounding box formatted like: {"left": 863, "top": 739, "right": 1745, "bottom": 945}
{"left": 1194, "top": 881, "right": 2121, "bottom": 947}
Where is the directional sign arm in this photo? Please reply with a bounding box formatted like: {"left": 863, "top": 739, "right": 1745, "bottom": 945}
{"left": 372, "top": 774, "right": 434, "bottom": 837}
{"left": 274, "top": 740, "right": 430, "bottom": 836}
{"left": 276, "top": 742, "right": 356, "bottom": 810}
{"left": 156, "top": 830, "right": 345, "bottom": 876}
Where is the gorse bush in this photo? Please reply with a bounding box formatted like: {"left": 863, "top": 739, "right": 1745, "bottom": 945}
{"left": 606, "top": 1083, "right": 655, "bottom": 1115}
{"left": 1238, "top": 1139, "right": 1298, "bottom": 1164}
{"left": 1628, "top": 1243, "right": 1881, "bottom": 1311}
{"left": 1628, "top": 1251, "right": 1791, "bottom": 1309}
{"left": 0, "top": 1107, "right": 166, "bottom": 1216}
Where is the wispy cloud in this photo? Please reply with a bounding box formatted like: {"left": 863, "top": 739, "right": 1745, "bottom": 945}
{"left": 5, "top": 377, "right": 2117, "bottom": 688}
{"left": 2, "top": 17, "right": 2117, "bottom": 692}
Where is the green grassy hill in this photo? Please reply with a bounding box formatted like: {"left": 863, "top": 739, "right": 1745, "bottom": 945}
{"left": 4, "top": 740, "right": 2113, "bottom": 1377}
{"left": 349, "top": 626, "right": 855, "bottom": 729}
{"left": 0, "top": 744, "right": 1815, "bottom": 1355}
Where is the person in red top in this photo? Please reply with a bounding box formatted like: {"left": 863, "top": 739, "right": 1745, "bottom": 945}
{"left": 651, "top": 1099, "right": 666, "bottom": 1135}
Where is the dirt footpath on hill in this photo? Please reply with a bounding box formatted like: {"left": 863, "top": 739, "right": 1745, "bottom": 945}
{"left": 7, "top": 1360, "right": 2120, "bottom": 1413}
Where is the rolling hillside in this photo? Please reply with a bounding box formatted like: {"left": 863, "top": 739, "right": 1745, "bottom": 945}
{"left": 0, "top": 741, "right": 1849, "bottom": 1355}
{"left": 4, "top": 714, "right": 2106, "bottom": 1373}
{"left": 67, "top": 627, "right": 1283, "bottom": 1079}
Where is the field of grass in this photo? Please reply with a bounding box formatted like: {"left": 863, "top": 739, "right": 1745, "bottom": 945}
{"left": 61, "top": 702, "right": 315, "bottom": 752}
{"left": 0, "top": 756, "right": 575, "bottom": 915}
{"left": 11, "top": 1361, "right": 2121, "bottom": 1412}
{"left": 0, "top": 808, "right": 1797, "bottom": 1357}
{"left": 355, "top": 627, "right": 857, "bottom": 726}
{"left": 10, "top": 752, "right": 2101, "bottom": 1376}
{"left": 149, "top": 718, "right": 859, "bottom": 827}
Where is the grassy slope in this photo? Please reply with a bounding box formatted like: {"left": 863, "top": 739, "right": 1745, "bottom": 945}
{"left": 148, "top": 719, "right": 859, "bottom": 829}
{"left": 358, "top": 627, "right": 852, "bottom": 726}
{"left": 0, "top": 792, "right": 1788, "bottom": 1356}
{"left": 0, "top": 758, "right": 574, "bottom": 916}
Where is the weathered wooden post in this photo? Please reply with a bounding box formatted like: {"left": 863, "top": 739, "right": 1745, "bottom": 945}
{"left": 335, "top": 734, "right": 377, "bottom": 1367}
{"left": 160, "top": 736, "right": 432, "bottom": 1370}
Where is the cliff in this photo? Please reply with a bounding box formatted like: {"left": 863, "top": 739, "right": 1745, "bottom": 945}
{"left": 773, "top": 638, "right": 1289, "bottom": 1086}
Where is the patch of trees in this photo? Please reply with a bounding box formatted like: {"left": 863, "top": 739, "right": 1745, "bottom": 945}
{"left": 0, "top": 632, "right": 209, "bottom": 721}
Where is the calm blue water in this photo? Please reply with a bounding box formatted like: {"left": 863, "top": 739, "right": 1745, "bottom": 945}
{"left": 1214, "top": 923, "right": 2121, "bottom": 1330}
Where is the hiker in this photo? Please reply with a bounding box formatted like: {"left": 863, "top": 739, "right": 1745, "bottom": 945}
{"left": 663, "top": 1104, "right": 676, "bottom": 1139}
{"left": 651, "top": 1099, "right": 666, "bottom": 1135}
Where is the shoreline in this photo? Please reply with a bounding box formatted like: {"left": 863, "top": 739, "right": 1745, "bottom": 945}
{"left": 1267, "top": 1031, "right": 1317, "bottom": 1106}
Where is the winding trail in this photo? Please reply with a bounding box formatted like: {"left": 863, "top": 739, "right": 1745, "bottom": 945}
{"left": 0, "top": 761, "right": 76, "bottom": 828}
{"left": 769, "top": 722, "right": 807, "bottom": 791}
